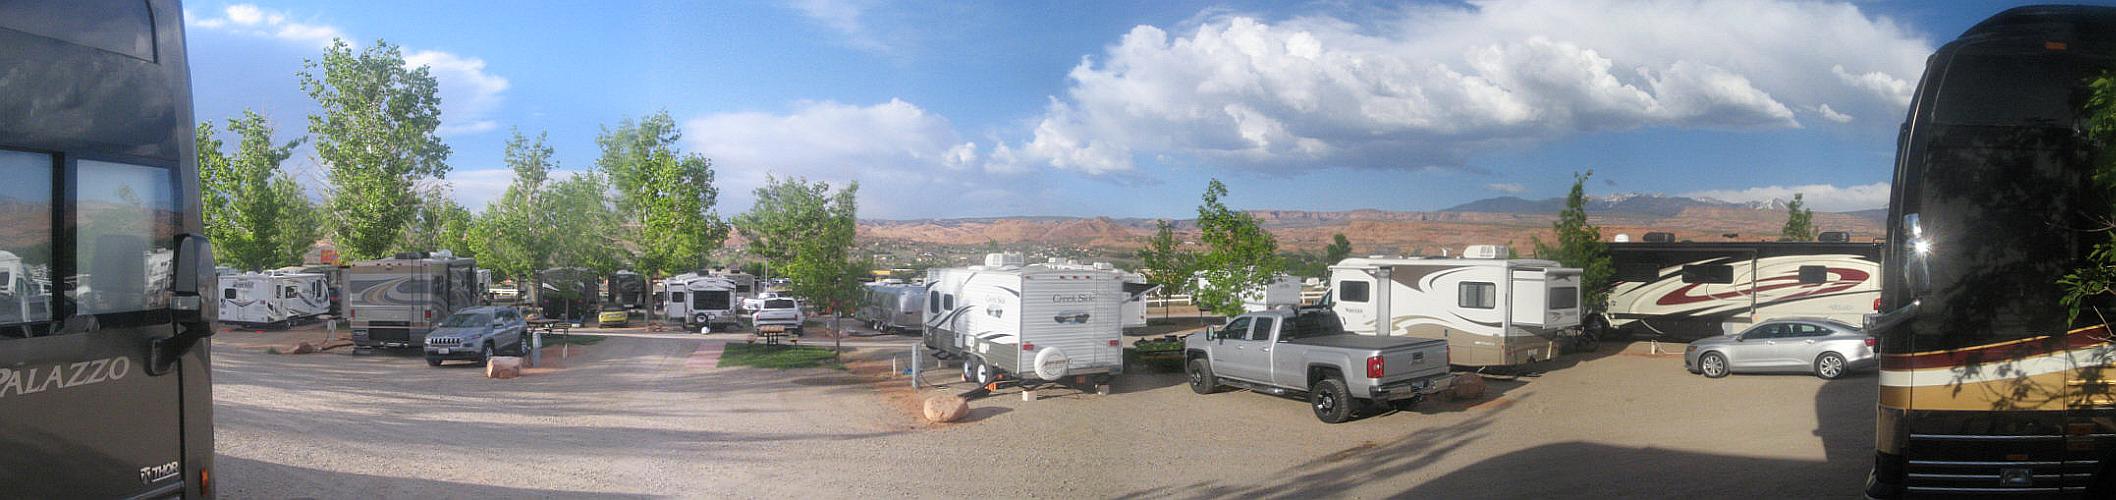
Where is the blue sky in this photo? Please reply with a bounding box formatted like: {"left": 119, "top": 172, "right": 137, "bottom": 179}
{"left": 182, "top": 0, "right": 2068, "bottom": 219}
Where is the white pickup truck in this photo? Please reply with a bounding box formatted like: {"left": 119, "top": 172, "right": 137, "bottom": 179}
{"left": 747, "top": 297, "right": 804, "bottom": 335}
{"left": 1185, "top": 308, "right": 1453, "bottom": 423}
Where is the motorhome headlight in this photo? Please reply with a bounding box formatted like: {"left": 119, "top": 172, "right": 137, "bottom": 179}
{"left": 1912, "top": 239, "right": 1931, "bottom": 256}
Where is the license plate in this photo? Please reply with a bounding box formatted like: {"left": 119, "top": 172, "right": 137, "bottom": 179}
{"left": 438, "top": 348, "right": 451, "bottom": 354}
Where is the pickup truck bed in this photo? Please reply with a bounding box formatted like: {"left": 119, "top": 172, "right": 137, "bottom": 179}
{"left": 1185, "top": 308, "right": 1454, "bottom": 423}
{"left": 1284, "top": 334, "right": 1435, "bottom": 350}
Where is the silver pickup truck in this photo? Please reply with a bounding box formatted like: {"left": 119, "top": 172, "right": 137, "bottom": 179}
{"left": 1185, "top": 308, "right": 1453, "bottom": 423}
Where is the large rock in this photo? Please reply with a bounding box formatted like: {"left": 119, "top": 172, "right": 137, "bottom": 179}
{"left": 487, "top": 356, "right": 523, "bottom": 379}
{"left": 1450, "top": 373, "right": 1487, "bottom": 400}
{"left": 289, "top": 342, "right": 319, "bottom": 354}
{"left": 923, "top": 394, "right": 969, "bottom": 423}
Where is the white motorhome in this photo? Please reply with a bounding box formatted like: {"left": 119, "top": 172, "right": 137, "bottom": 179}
{"left": 218, "top": 272, "right": 330, "bottom": 326}
{"left": 924, "top": 253, "right": 1126, "bottom": 389}
{"left": 1328, "top": 246, "right": 1584, "bottom": 367}
{"left": 661, "top": 272, "right": 740, "bottom": 331}
{"left": 347, "top": 251, "right": 481, "bottom": 348}
{"left": 1602, "top": 239, "right": 1882, "bottom": 339}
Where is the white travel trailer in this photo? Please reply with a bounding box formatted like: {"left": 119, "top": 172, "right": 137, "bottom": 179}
{"left": 1329, "top": 246, "right": 1584, "bottom": 367}
{"left": 924, "top": 253, "right": 1126, "bottom": 389}
{"left": 661, "top": 273, "right": 740, "bottom": 331}
{"left": 218, "top": 272, "right": 330, "bottom": 326}
{"left": 1196, "top": 272, "right": 1303, "bottom": 312}
{"left": 1041, "top": 258, "right": 1158, "bottom": 329}
{"left": 856, "top": 282, "right": 925, "bottom": 333}
{"left": 0, "top": 250, "right": 52, "bottom": 333}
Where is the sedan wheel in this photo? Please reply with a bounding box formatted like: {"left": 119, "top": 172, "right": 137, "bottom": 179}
{"left": 1815, "top": 352, "right": 1847, "bottom": 380}
{"left": 1699, "top": 352, "right": 1730, "bottom": 378}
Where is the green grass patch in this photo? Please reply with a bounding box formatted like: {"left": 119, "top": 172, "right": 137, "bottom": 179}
{"left": 718, "top": 343, "right": 844, "bottom": 370}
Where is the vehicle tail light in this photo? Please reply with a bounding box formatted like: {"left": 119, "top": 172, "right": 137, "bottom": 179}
{"left": 1865, "top": 337, "right": 1877, "bottom": 348}
{"left": 1108, "top": 339, "right": 1119, "bottom": 347}
{"left": 1366, "top": 355, "right": 1385, "bottom": 378}
{"left": 424, "top": 310, "right": 432, "bottom": 320}
{"left": 1873, "top": 298, "right": 1881, "bottom": 311}
{"left": 1022, "top": 342, "right": 1035, "bottom": 351}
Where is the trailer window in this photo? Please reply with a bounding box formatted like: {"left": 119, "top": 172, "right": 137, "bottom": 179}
{"left": 929, "top": 291, "right": 940, "bottom": 313}
{"left": 223, "top": 288, "right": 237, "bottom": 300}
{"left": 74, "top": 160, "right": 178, "bottom": 317}
{"left": 943, "top": 294, "right": 954, "bottom": 311}
{"left": 1458, "top": 282, "right": 1496, "bottom": 309}
{"left": 1549, "top": 287, "right": 1578, "bottom": 310}
{"left": 1797, "top": 265, "right": 1828, "bottom": 284}
{"left": 1614, "top": 263, "right": 1660, "bottom": 282}
{"left": 1680, "top": 264, "right": 1734, "bottom": 284}
{"left": 1338, "top": 280, "right": 1370, "bottom": 303}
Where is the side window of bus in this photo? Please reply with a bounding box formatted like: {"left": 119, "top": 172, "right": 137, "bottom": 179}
{"left": 75, "top": 160, "right": 177, "bottom": 318}
{"left": 0, "top": 151, "right": 55, "bottom": 338}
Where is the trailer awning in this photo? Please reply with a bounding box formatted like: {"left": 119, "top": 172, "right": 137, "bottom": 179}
{"left": 1123, "top": 282, "right": 1162, "bottom": 301}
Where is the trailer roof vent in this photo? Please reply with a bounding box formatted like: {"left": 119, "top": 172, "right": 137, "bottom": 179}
{"left": 1818, "top": 231, "right": 1851, "bottom": 243}
{"left": 1613, "top": 233, "right": 1631, "bottom": 243}
{"left": 1643, "top": 232, "right": 1676, "bottom": 243}
{"left": 984, "top": 252, "right": 1025, "bottom": 268}
{"left": 1462, "top": 245, "right": 1507, "bottom": 259}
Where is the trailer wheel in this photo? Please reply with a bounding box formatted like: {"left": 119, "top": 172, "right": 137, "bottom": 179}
{"left": 1311, "top": 378, "right": 1355, "bottom": 423}
{"left": 973, "top": 358, "right": 997, "bottom": 386}
{"left": 1186, "top": 358, "right": 1221, "bottom": 394}
{"left": 961, "top": 356, "right": 977, "bottom": 382}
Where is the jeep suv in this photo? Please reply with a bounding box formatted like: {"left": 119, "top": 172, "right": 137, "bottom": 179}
{"left": 425, "top": 306, "right": 529, "bottom": 366}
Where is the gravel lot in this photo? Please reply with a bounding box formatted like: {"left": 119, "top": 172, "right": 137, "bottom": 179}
{"left": 213, "top": 330, "right": 1873, "bottom": 498}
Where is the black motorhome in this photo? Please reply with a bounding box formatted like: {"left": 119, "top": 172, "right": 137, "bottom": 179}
{"left": 0, "top": 1, "right": 220, "bottom": 497}
{"left": 608, "top": 270, "right": 646, "bottom": 310}
{"left": 1867, "top": 5, "right": 2116, "bottom": 497}
{"left": 1599, "top": 239, "right": 1881, "bottom": 340}
{"left": 536, "top": 267, "right": 601, "bottom": 322}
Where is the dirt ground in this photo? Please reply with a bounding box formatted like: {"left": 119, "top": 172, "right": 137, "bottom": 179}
{"left": 213, "top": 327, "right": 1874, "bottom": 498}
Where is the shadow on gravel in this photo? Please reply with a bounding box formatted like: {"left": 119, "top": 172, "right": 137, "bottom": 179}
{"left": 216, "top": 456, "right": 657, "bottom": 499}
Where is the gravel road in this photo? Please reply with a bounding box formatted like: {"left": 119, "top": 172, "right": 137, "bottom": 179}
{"left": 213, "top": 333, "right": 1873, "bottom": 498}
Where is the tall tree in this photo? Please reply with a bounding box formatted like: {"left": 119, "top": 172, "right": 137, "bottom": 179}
{"left": 1191, "top": 179, "right": 1283, "bottom": 315}
{"left": 1135, "top": 219, "right": 1196, "bottom": 304}
{"left": 2059, "top": 71, "right": 2116, "bottom": 322}
{"left": 197, "top": 110, "right": 309, "bottom": 271}
{"left": 473, "top": 130, "right": 560, "bottom": 283}
{"left": 734, "top": 176, "right": 863, "bottom": 316}
{"left": 596, "top": 112, "right": 729, "bottom": 278}
{"left": 1533, "top": 170, "right": 1615, "bottom": 311}
{"left": 1779, "top": 193, "right": 1817, "bottom": 241}
{"left": 543, "top": 172, "right": 625, "bottom": 275}
{"left": 400, "top": 189, "right": 475, "bottom": 256}
{"left": 1324, "top": 233, "right": 1353, "bottom": 263}
{"left": 301, "top": 38, "right": 451, "bottom": 260}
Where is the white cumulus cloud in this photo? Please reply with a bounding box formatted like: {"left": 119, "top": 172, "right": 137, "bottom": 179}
{"left": 1006, "top": 0, "right": 1930, "bottom": 175}
{"left": 1816, "top": 103, "right": 1853, "bottom": 123}
{"left": 188, "top": 4, "right": 343, "bottom": 49}
{"left": 1484, "top": 183, "right": 1527, "bottom": 193}
{"left": 1685, "top": 182, "right": 1891, "bottom": 212}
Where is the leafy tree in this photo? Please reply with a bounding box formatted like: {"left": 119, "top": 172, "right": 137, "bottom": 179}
{"left": 399, "top": 189, "right": 475, "bottom": 257}
{"left": 2060, "top": 72, "right": 2116, "bottom": 322}
{"left": 596, "top": 112, "right": 729, "bottom": 278}
{"left": 544, "top": 172, "right": 625, "bottom": 275}
{"left": 301, "top": 38, "right": 451, "bottom": 260}
{"left": 473, "top": 130, "right": 560, "bottom": 283}
{"left": 273, "top": 177, "right": 324, "bottom": 266}
{"left": 1779, "top": 193, "right": 1817, "bottom": 241}
{"left": 197, "top": 110, "right": 310, "bottom": 271}
{"left": 1533, "top": 170, "right": 1615, "bottom": 310}
{"left": 1190, "top": 179, "right": 1283, "bottom": 315}
{"left": 1324, "top": 233, "right": 1353, "bottom": 264}
{"left": 734, "top": 176, "right": 863, "bottom": 315}
{"left": 1135, "top": 219, "right": 1196, "bottom": 301}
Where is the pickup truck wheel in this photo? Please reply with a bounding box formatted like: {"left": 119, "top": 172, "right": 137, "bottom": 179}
{"left": 1186, "top": 359, "right": 1220, "bottom": 394}
{"left": 1311, "top": 378, "right": 1355, "bottom": 424}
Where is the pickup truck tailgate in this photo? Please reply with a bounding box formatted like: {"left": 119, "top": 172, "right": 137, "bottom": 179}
{"left": 1289, "top": 334, "right": 1450, "bottom": 383}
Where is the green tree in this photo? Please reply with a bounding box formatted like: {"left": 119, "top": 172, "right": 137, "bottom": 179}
{"left": 1135, "top": 219, "right": 1196, "bottom": 307}
{"left": 472, "top": 130, "right": 561, "bottom": 284}
{"left": 1532, "top": 170, "right": 1615, "bottom": 310}
{"left": 734, "top": 177, "right": 862, "bottom": 347}
{"left": 1324, "top": 233, "right": 1353, "bottom": 264}
{"left": 1779, "top": 193, "right": 1817, "bottom": 241}
{"left": 400, "top": 190, "right": 475, "bottom": 256}
{"left": 2059, "top": 71, "right": 2116, "bottom": 322}
{"left": 596, "top": 112, "right": 730, "bottom": 278}
{"left": 301, "top": 38, "right": 451, "bottom": 260}
{"left": 544, "top": 172, "right": 625, "bottom": 275}
{"left": 197, "top": 110, "right": 310, "bottom": 271}
{"left": 1191, "top": 179, "right": 1283, "bottom": 315}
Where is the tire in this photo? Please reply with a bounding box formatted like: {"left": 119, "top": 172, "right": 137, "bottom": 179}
{"left": 426, "top": 357, "right": 444, "bottom": 367}
{"left": 973, "top": 358, "right": 996, "bottom": 386}
{"left": 1187, "top": 358, "right": 1220, "bottom": 394}
{"left": 1815, "top": 352, "right": 1848, "bottom": 380}
{"left": 961, "top": 356, "right": 977, "bottom": 382}
{"left": 479, "top": 343, "right": 496, "bottom": 367}
{"left": 1311, "top": 378, "right": 1356, "bottom": 424}
{"left": 1699, "top": 352, "right": 1730, "bottom": 378}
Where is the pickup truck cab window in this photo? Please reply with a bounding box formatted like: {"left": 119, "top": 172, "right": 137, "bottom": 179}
{"left": 1221, "top": 317, "right": 1252, "bottom": 339}
{"left": 1249, "top": 317, "right": 1276, "bottom": 341}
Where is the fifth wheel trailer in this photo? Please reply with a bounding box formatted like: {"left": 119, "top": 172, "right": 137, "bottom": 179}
{"left": 1600, "top": 241, "right": 1881, "bottom": 340}
{"left": 1329, "top": 248, "right": 1584, "bottom": 367}
{"left": 217, "top": 272, "right": 330, "bottom": 326}
{"left": 924, "top": 253, "right": 1126, "bottom": 388}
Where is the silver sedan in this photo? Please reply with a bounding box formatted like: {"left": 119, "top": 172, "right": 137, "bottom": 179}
{"left": 1684, "top": 318, "right": 1876, "bottom": 379}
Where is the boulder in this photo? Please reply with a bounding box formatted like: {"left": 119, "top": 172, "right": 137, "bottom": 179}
{"left": 922, "top": 394, "right": 969, "bottom": 423}
{"left": 1450, "top": 373, "right": 1486, "bottom": 400}
{"left": 487, "top": 356, "right": 523, "bottom": 379}
{"left": 289, "top": 342, "right": 319, "bottom": 354}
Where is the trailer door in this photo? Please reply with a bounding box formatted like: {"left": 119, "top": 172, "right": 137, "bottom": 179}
{"left": 1510, "top": 269, "right": 1549, "bottom": 327}
{"left": 0, "top": 156, "right": 188, "bottom": 497}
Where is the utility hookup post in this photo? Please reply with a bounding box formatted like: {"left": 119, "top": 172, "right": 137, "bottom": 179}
{"left": 910, "top": 347, "right": 921, "bottom": 389}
